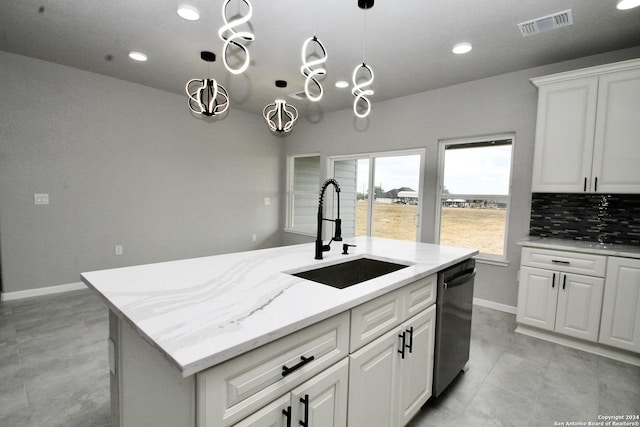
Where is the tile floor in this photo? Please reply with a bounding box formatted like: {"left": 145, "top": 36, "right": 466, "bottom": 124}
{"left": 1, "top": 289, "right": 639, "bottom": 427}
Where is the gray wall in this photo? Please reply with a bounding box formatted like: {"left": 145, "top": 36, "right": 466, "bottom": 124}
{"left": 0, "top": 51, "right": 283, "bottom": 294}
{"left": 282, "top": 46, "right": 640, "bottom": 309}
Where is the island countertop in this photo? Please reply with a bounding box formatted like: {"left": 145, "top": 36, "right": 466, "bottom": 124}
{"left": 81, "top": 236, "right": 477, "bottom": 377}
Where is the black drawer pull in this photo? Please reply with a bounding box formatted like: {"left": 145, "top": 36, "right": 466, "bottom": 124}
{"left": 282, "top": 406, "right": 292, "bottom": 427}
{"left": 398, "top": 332, "right": 406, "bottom": 359}
{"left": 552, "top": 273, "right": 555, "bottom": 288}
{"left": 584, "top": 177, "right": 587, "bottom": 192}
{"left": 563, "top": 275, "right": 567, "bottom": 290}
{"left": 406, "top": 326, "right": 414, "bottom": 354}
{"left": 299, "top": 394, "right": 309, "bottom": 427}
{"left": 551, "top": 260, "right": 570, "bottom": 265}
{"left": 595, "top": 177, "right": 598, "bottom": 192}
{"left": 282, "top": 355, "right": 315, "bottom": 377}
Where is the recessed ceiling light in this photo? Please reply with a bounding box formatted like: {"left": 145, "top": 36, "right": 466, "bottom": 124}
{"left": 452, "top": 42, "right": 472, "bottom": 55}
{"left": 335, "top": 80, "right": 349, "bottom": 89}
{"left": 177, "top": 5, "right": 200, "bottom": 21}
{"left": 128, "top": 51, "right": 148, "bottom": 62}
{"left": 616, "top": 0, "right": 640, "bottom": 10}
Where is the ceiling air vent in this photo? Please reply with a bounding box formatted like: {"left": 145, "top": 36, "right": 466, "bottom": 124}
{"left": 518, "top": 9, "right": 573, "bottom": 37}
{"left": 289, "top": 91, "right": 308, "bottom": 101}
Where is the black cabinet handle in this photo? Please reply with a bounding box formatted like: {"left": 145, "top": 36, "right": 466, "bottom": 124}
{"left": 584, "top": 177, "right": 587, "bottom": 192}
{"left": 406, "top": 327, "right": 414, "bottom": 354}
{"left": 551, "top": 260, "right": 570, "bottom": 265}
{"left": 398, "top": 332, "right": 406, "bottom": 359}
{"left": 562, "top": 275, "right": 567, "bottom": 290}
{"left": 282, "top": 355, "right": 315, "bottom": 377}
{"left": 299, "top": 395, "right": 309, "bottom": 427}
{"left": 595, "top": 177, "right": 598, "bottom": 192}
{"left": 552, "top": 273, "right": 555, "bottom": 288}
{"left": 282, "top": 406, "right": 292, "bottom": 427}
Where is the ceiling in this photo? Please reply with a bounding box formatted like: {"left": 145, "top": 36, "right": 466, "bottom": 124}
{"left": 1, "top": 0, "right": 639, "bottom": 117}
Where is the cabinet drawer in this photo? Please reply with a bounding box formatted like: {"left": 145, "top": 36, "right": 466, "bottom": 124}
{"left": 350, "top": 287, "right": 404, "bottom": 353}
{"left": 521, "top": 247, "right": 606, "bottom": 277}
{"left": 404, "top": 274, "right": 436, "bottom": 319}
{"left": 197, "top": 311, "right": 349, "bottom": 427}
{"left": 349, "top": 275, "right": 436, "bottom": 353}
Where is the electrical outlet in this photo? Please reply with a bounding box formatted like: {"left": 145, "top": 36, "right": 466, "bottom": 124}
{"left": 264, "top": 197, "right": 271, "bottom": 206}
{"left": 252, "top": 234, "right": 257, "bottom": 242}
{"left": 34, "top": 193, "right": 49, "bottom": 205}
{"left": 114, "top": 245, "right": 123, "bottom": 255}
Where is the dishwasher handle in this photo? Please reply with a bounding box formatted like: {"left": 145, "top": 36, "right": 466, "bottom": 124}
{"left": 443, "top": 269, "right": 476, "bottom": 289}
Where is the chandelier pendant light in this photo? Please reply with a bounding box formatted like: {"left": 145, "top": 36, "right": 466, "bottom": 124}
{"left": 352, "top": 63, "right": 374, "bottom": 118}
{"left": 186, "top": 78, "right": 230, "bottom": 116}
{"left": 263, "top": 99, "right": 299, "bottom": 133}
{"left": 352, "top": 0, "right": 374, "bottom": 118}
{"left": 300, "top": 0, "right": 327, "bottom": 102}
{"left": 185, "top": 51, "right": 229, "bottom": 117}
{"left": 218, "top": 0, "right": 254, "bottom": 75}
{"left": 300, "top": 36, "right": 327, "bottom": 102}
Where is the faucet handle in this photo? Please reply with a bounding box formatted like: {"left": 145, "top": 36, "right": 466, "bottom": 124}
{"left": 342, "top": 244, "right": 357, "bottom": 255}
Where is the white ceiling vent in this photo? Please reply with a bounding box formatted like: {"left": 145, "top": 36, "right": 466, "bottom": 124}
{"left": 518, "top": 9, "right": 573, "bottom": 37}
{"left": 289, "top": 91, "right": 308, "bottom": 100}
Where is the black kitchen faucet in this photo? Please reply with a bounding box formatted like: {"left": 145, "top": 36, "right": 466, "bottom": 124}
{"left": 315, "top": 179, "right": 342, "bottom": 259}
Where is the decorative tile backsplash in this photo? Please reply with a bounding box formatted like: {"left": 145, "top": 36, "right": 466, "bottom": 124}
{"left": 529, "top": 193, "right": 640, "bottom": 246}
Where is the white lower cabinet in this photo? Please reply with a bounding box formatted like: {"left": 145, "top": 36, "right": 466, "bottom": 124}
{"left": 599, "top": 257, "right": 640, "bottom": 353}
{"left": 348, "top": 304, "right": 436, "bottom": 427}
{"left": 234, "top": 358, "right": 349, "bottom": 427}
{"left": 517, "top": 266, "right": 604, "bottom": 342}
{"left": 517, "top": 247, "right": 606, "bottom": 342}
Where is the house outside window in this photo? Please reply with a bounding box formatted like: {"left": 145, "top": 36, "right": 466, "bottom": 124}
{"left": 436, "top": 134, "right": 514, "bottom": 262}
{"left": 285, "top": 154, "right": 320, "bottom": 235}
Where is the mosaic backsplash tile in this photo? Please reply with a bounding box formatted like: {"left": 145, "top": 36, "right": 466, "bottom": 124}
{"left": 529, "top": 193, "right": 640, "bottom": 246}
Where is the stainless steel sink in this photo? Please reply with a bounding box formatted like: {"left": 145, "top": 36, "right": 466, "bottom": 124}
{"left": 290, "top": 257, "right": 409, "bottom": 289}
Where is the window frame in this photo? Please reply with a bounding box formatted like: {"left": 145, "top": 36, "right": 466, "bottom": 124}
{"left": 328, "top": 148, "right": 425, "bottom": 242}
{"left": 435, "top": 134, "right": 515, "bottom": 265}
{"left": 284, "top": 153, "right": 321, "bottom": 236}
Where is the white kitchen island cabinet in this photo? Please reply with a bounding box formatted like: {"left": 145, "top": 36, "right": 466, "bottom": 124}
{"left": 82, "top": 237, "right": 477, "bottom": 427}
{"left": 531, "top": 58, "right": 640, "bottom": 193}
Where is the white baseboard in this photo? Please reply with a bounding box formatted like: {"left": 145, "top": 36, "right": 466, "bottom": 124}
{"left": 473, "top": 297, "right": 517, "bottom": 314}
{"left": 1, "top": 282, "right": 87, "bottom": 301}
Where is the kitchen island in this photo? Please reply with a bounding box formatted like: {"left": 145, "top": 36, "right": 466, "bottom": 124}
{"left": 82, "top": 236, "right": 477, "bottom": 427}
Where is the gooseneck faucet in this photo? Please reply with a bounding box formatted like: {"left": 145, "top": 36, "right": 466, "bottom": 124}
{"left": 315, "top": 179, "right": 342, "bottom": 260}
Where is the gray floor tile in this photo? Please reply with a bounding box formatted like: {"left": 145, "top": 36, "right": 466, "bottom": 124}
{"left": 1, "top": 289, "right": 638, "bottom": 427}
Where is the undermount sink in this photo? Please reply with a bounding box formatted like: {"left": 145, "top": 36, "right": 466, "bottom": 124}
{"left": 290, "top": 257, "right": 410, "bottom": 289}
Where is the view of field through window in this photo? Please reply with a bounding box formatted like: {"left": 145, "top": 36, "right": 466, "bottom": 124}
{"left": 355, "top": 202, "right": 506, "bottom": 255}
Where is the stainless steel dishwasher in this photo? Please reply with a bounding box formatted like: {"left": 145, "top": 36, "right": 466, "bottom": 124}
{"left": 432, "top": 258, "right": 476, "bottom": 397}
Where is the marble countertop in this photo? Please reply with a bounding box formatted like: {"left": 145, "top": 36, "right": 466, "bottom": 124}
{"left": 518, "top": 237, "right": 640, "bottom": 259}
{"left": 81, "top": 236, "right": 477, "bottom": 377}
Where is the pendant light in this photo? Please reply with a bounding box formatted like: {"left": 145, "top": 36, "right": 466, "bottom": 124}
{"left": 263, "top": 81, "right": 298, "bottom": 133}
{"left": 300, "top": 0, "right": 328, "bottom": 102}
{"left": 185, "top": 51, "right": 229, "bottom": 117}
{"left": 352, "top": 0, "right": 375, "bottom": 118}
{"left": 218, "top": 0, "right": 254, "bottom": 75}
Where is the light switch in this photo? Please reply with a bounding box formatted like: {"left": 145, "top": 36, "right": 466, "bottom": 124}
{"left": 34, "top": 193, "right": 49, "bottom": 205}
{"left": 264, "top": 197, "right": 271, "bottom": 206}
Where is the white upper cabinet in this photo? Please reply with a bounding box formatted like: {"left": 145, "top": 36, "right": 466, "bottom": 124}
{"left": 531, "top": 59, "right": 640, "bottom": 193}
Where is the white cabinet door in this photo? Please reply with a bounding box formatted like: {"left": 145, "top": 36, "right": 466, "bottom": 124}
{"left": 599, "top": 257, "right": 640, "bottom": 353}
{"left": 531, "top": 77, "right": 598, "bottom": 193}
{"left": 348, "top": 327, "right": 401, "bottom": 427}
{"left": 555, "top": 273, "right": 604, "bottom": 342}
{"left": 398, "top": 305, "right": 436, "bottom": 426}
{"left": 232, "top": 395, "right": 291, "bottom": 427}
{"left": 290, "top": 358, "right": 348, "bottom": 427}
{"left": 516, "top": 267, "right": 558, "bottom": 331}
{"left": 592, "top": 68, "right": 640, "bottom": 193}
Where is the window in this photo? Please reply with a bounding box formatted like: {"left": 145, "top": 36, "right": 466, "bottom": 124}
{"left": 331, "top": 150, "right": 424, "bottom": 242}
{"left": 436, "top": 135, "right": 513, "bottom": 261}
{"left": 286, "top": 154, "right": 320, "bottom": 235}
